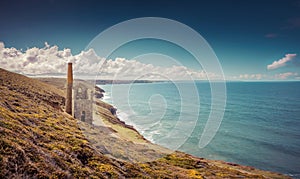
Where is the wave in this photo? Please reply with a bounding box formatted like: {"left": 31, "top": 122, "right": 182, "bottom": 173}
{"left": 102, "top": 93, "right": 111, "bottom": 101}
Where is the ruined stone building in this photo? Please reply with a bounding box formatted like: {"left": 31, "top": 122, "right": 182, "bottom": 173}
{"left": 73, "top": 82, "right": 93, "bottom": 124}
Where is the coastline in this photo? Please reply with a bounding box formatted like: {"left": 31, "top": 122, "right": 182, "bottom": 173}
{"left": 93, "top": 90, "right": 294, "bottom": 178}
{"left": 96, "top": 82, "right": 299, "bottom": 178}
{"left": 0, "top": 72, "right": 290, "bottom": 178}
{"left": 99, "top": 89, "right": 151, "bottom": 140}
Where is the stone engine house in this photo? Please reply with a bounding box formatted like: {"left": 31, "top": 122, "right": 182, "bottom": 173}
{"left": 73, "top": 82, "right": 93, "bottom": 124}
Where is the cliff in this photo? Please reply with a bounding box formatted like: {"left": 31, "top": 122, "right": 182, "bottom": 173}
{"left": 0, "top": 68, "right": 291, "bottom": 178}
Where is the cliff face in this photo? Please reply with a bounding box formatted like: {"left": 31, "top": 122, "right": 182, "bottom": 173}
{"left": 0, "top": 68, "right": 291, "bottom": 178}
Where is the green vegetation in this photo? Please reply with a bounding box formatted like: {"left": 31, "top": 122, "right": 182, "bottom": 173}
{"left": 0, "top": 68, "right": 291, "bottom": 178}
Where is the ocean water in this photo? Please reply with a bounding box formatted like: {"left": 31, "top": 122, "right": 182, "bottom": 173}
{"left": 99, "top": 82, "right": 300, "bottom": 177}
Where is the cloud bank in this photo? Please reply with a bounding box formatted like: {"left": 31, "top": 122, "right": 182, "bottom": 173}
{"left": 274, "top": 72, "right": 298, "bottom": 80}
{"left": 99, "top": 58, "right": 221, "bottom": 80}
{"left": 267, "top": 54, "right": 297, "bottom": 70}
{"left": 0, "top": 42, "right": 76, "bottom": 74}
{"left": 238, "top": 74, "right": 266, "bottom": 80}
{"left": 0, "top": 42, "right": 219, "bottom": 80}
{"left": 1, "top": 42, "right": 299, "bottom": 81}
{"left": 235, "top": 72, "right": 299, "bottom": 81}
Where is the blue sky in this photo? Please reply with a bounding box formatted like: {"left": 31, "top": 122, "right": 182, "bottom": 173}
{"left": 0, "top": 0, "right": 300, "bottom": 80}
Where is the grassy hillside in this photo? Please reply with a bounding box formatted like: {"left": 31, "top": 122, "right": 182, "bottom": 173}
{"left": 0, "top": 68, "right": 291, "bottom": 178}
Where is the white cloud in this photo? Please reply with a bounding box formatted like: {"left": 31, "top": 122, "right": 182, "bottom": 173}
{"left": 274, "top": 72, "right": 298, "bottom": 80}
{"left": 267, "top": 54, "right": 297, "bottom": 70}
{"left": 99, "top": 58, "right": 219, "bottom": 80}
{"left": 0, "top": 42, "right": 75, "bottom": 74}
{"left": 235, "top": 72, "right": 299, "bottom": 81}
{"left": 238, "top": 73, "right": 265, "bottom": 80}
{"left": 0, "top": 42, "right": 220, "bottom": 80}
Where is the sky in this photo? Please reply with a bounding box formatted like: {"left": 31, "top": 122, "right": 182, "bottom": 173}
{"left": 0, "top": 0, "right": 300, "bottom": 80}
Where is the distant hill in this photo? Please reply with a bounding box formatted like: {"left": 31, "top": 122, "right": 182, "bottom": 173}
{"left": 0, "top": 68, "right": 291, "bottom": 178}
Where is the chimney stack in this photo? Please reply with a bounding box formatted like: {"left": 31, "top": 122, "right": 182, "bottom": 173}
{"left": 66, "top": 62, "right": 73, "bottom": 115}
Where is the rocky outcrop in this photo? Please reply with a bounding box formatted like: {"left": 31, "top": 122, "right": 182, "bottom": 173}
{"left": 95, "top": 86, "right": 104, "bottom": 99}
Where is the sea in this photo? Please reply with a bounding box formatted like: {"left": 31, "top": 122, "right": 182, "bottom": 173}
{"left": 98, "top": 81, "right": 300, "bottom": 178}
